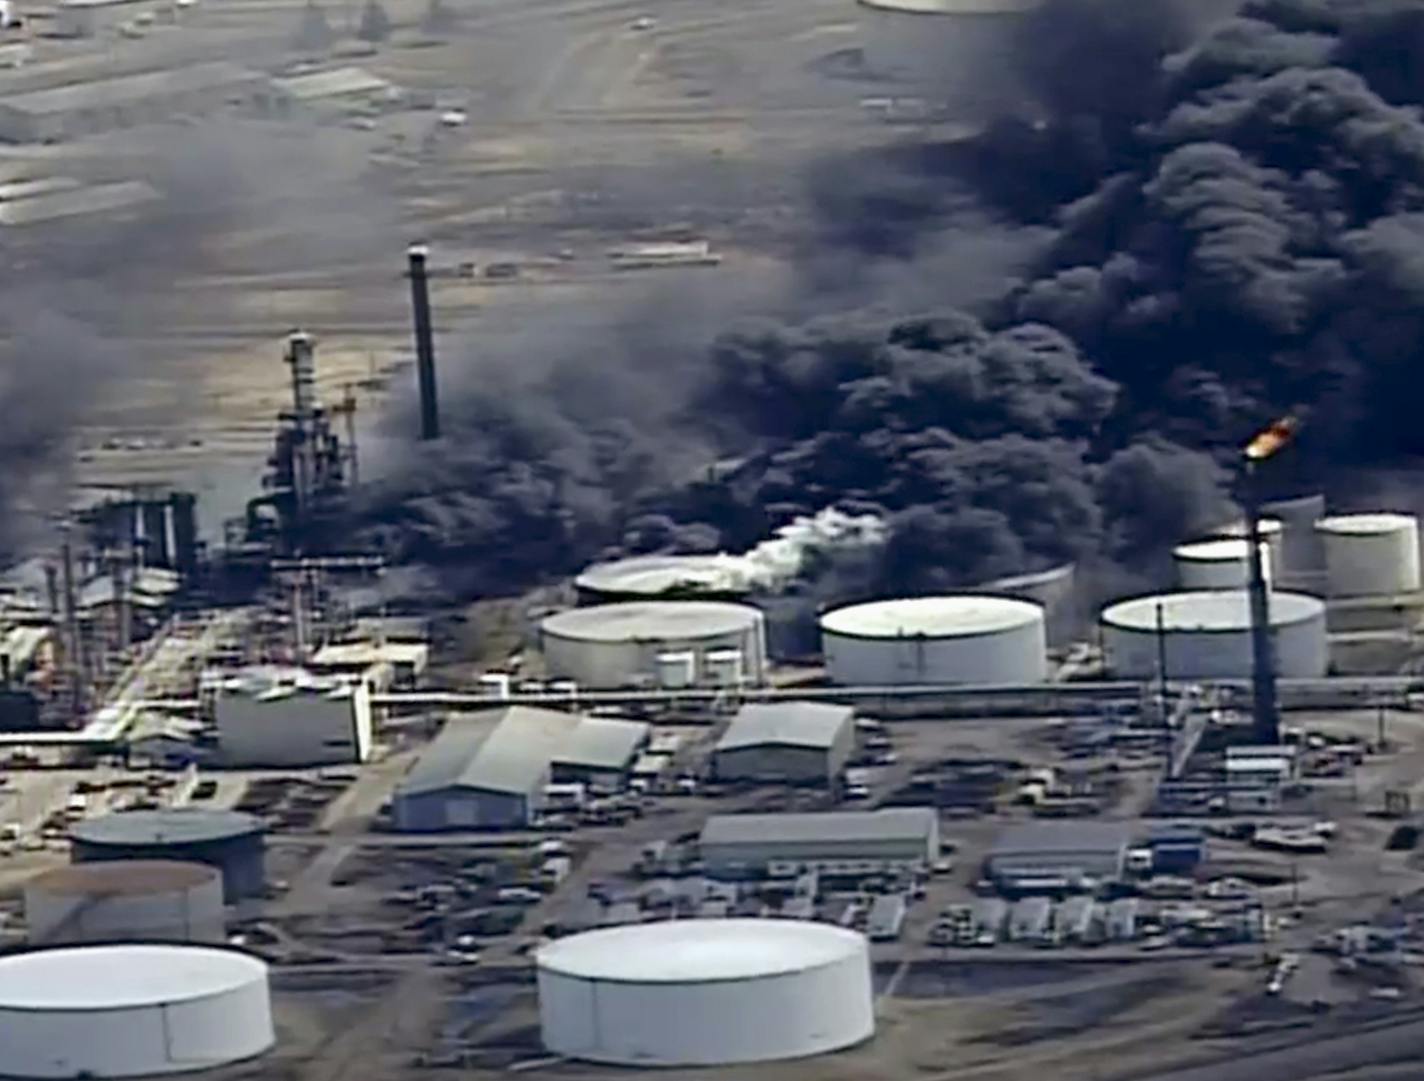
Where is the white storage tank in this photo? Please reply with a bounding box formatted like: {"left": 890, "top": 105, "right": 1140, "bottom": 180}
{"left": 1315, "top": 513, "right": 1421, "bottom": 596}
{"left": 655, "top": 651, "right": 695, "bottom": 690}
{"left": 541, "top": 602, "right": 766, "bottom": 688}
{"left": 858, "top": 0, "right": 1042, "bottom": 119}
{"left": 25, "top": 861, "right": 224, "bottom": 945}
{"left": 1215, "top": 518, "right": 1285, "bottom": 574}
{"left": 536, "top": 918, "right": 874, "bottom": 1065}
{"left": 1172, "top": 538, "right": 1271, "bottom": 590}
{"left": 820, "top": 596, "right": 1047, "bottom": 685}
{"left": 1100, "top": 591, "right": 1327, "bottom": 680}
{"left": 0, "top": 944, "right": 273, "bottom": 1078}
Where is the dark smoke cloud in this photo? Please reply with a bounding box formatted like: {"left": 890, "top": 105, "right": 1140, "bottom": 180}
{"left": 348, "top": 0, "right": 1424, "bottom": 607}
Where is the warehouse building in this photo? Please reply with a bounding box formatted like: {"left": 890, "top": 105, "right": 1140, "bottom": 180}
{"left": 392, "top": 707, "right": 648, "bottom": 831}
{"left": 699, "top": 808, "right": 939, "bottom": 877}
{"left": 214, "top": 666, "right": 372, "bottom": 767}
{"left": 987, "top": 821, "right": 1132, "bottom": 892}
{"left": 712, "top": 701, "right": 854, "bottom": 784}
{"left": 265, "top": 66, "right": 399, "bottom": 115}
{"left": 0, "top": 62, "right": 267, "bottom": 142}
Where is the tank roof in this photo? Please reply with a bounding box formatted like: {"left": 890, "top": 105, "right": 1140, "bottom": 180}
{"left": 820, "top": 595, "right": 1042, "bottom": 639}
{"left": 857, "top": 0, "right": 1040, "bottom": 14}
{"left": 70, "top": 808, "right": 263, "bottom": 847}
{"left": 0, "top": 945, "right": 265, "bottom": 1010}
{"left": 536, "top": 918, "right": 863, "bottom": 983}
{"left": 1315, "top": 512, "right": 1416, "bottom": 534}
{"left": 1101, "top": 590, "right": 1324, "bottom": 632}
{"left": 575, "top": 554, "right": 753, "bottom": 597}
{"left": 1215, "top": 517, "right": 1283, "bottom": 538}
{"left": 1172, "top": 538, "right": 1257, "bottom": 561}
{"left": 29, "top": 860, "right": 218, "bottom": 896}
{"left": 541, "top": 601, "right": 761, "bottom": 642}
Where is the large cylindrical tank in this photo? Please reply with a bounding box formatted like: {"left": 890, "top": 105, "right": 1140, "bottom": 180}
{"left": 574, "top": 554, "right": 753, "bottom": 606}
{"left": 1172, "top": 539, "right": 1271, "bottom": 591}
{"left": 536, "top": 919, "right": 874, "bottom": 1065}
{"left": 0, "top": 944, "right": 273, "bottom": 1078}
{"left": 541, "top": 602, "right": 767, "bottom": 688}
{"left": 1260, "top": 493, "right": 1326, "bottom": 579}
{"left": 25, "top": 861, "right": 225, "bottom": 945}
{"left": 1315, "top": 513, "right": 1421, "bottom": 597}
{"left": 69, "top": 809, "right": 265, "bottom": 902}
{"left": 858, "top": 0, "right": 1042, "bottom": 120}
{"left": 1213, "top": 518, "right": 1285, "bottom": 577}
{"left": 820, "top": 596, "right": 1047, "bottom": 685}
{"left": 1100, "top": 590, "right": 1327, "bottom": 680}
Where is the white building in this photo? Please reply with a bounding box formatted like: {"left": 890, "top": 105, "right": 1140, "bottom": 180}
{"left": 392, "top": 706, "right": 648, "bottom": 830}
{"left": 537, "top": 919, "right": 874, "bottom": 1065}
{"left": 214, "top": 666, "right": 372, "bottom": 767}
{"left": 699, "top": 807, "right": 939, "bottom": 877}
{"left": 0, "top": 945, "right": 273, "bottom": 1078}
{"left": 712, "top": 701, "right": 855, "bottom": 783}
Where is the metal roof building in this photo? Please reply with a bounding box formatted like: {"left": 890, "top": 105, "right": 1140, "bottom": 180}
{"left": 0, "top": 62, "right": 267, "bottom": 142}
{"left": 699, "top": 807, "right": 939, "bottom": 876}
{"left": 987, "top": 821, "right": 1132, "bottom": 890}
{"left": 537, "top": 919, "right": 874, "bottom": 1065}
{"left": 393, "top": 706, "right": 648, "bottom": 831}
{"left": 214, "top": 666, "right": 372, "bottom": 768}
{"left": 712, "top": 701, "right": 854, "bottom": 784}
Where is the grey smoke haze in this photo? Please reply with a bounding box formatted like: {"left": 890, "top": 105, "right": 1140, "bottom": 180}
{"left": 0, "top": 116, "right": 400, "bottom": 560}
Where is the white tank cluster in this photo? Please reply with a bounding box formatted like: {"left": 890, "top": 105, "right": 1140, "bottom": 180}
{"left": 1315, "top": 513, "right": 1421, "bottom": 597}
{"left": 25, "top": 861, "right": 224, "bottom": 945}
{"left": 0, "top": 944, "right": 273, "bottom": 1078}
{"left": 1172, "top": 538, "right": 1271, "bottom": 591}
{"left": 819, "top": 596, "right": 1047, "bottom": 685}
{"left": 1100, "top": 591, "right": 1327, "bottom": 680}
{"left": 541, "top": 601, "right": 766, "bottom": 689}
{"left": 536, "top": 919, "right": 874, "bottom": 1065}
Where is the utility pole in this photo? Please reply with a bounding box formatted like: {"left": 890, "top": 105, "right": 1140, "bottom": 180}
{"left": 1155, "top": 601, "right": 1169, "bottom": 725}
{"left": 1242, "top": 417, "right": 1299, "bottom": 746}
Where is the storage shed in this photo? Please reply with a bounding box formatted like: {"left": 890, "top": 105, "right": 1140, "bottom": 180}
{"left": 392, "top": 707, "right": 647, "bottom": 830}
{"left": 699, "top": 808, "right": 939, "bottom": 877}
{"left": 987, "top": 821, "right": 1132, "bottom": 891}
{"left": 712, "top": 702, "right": 855, "bottom": 783}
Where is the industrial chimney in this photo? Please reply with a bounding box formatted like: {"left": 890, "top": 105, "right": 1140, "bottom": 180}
{"left": 406, "top": 243, "right": 441, "bottom": 441}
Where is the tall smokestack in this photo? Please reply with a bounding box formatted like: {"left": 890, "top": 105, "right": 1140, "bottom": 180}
{"left": 407, "top": 243, "right": 441, "bottom": 441}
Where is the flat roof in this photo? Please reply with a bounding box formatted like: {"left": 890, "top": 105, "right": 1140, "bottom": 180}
{"left": 821, "top": 596, "right": 1043, "bottom": 639}
{"left": 1101, "top": 591, "right": 1324, "bottom": 632}
{"left": 310, "top": 641, "right": 428, "bottom": 667}
{"left": 0, "top": 181, "right": 158, "bottom": 227}
{"left": 71, "top": 808, "right": 263, "bottom": 846}
{"left": 701, "top": 807, "right": 937, "bottom": 847}
{"left": 536, "top": 918, "right": 864, "bottom": 983}
{"left": 0, "top": 946, "right": 265, "bottom": 1010}
{"left": 542, "top": 601, "right": 761, "bottom": 643}
{"left": 1316, "top": 513, "right": 1416, "bottom": 535}
{"left": 990, "top": 821, "right": 1132, "bottom": 856}
{"left": 0, "top": 62, "right": 263, "bottom": 117}
{"left": 716, "top": 701, "right": 853, "bottom": 752}
{"left": 270, "top": 66, "right": 393, "bottom": 101}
